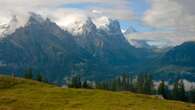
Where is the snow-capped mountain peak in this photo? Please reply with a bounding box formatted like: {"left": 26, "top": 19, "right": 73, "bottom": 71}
{"left": 56, "top": 14, "right": 96, "bottom": 36}
{"left": 56, "top": 15, "right": 122, "bottom": 36}
{"left": 0, "top": 15, "right": 22, "bottom": 38}
{"left": 0, "top": 13, "right": 48, "bottom": 38}
{"left": 93, "top": 16, "right": 121, "bottom": 33}
{"left": 93, "top": 16, "right": 111, "bottom": 29}
{"left": 0, "top": 13, "right": 123, "bottom": 38}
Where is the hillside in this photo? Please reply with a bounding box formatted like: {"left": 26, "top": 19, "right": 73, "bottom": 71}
{"left": 0, "top": 75, "right": 195, "bottom": 110}
{"left": 160, "top": 41, "right": 195, "bottom": 68}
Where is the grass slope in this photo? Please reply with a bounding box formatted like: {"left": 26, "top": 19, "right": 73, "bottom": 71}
{"left": 0, "top": 75, "right": 195, "bottom": 110}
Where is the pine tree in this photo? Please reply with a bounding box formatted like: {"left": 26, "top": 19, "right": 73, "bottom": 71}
{"left": 172, "top": 79, "right": 186, "bottom": 101}
{"left": 68, "top": 74, "right": 82, "bottom": 88}
{"left": 143, "top": 74, "right": 153, "bottom": 94}
{"left": 178, "top": 80, "right": 186, "bottom": 101}
{"left": 82, "top": 80, "right": 89, "bottom": 89}
{"left": 136, "top": 74, "right": 144, "bottom": 93}
{"left": 135, "top": 74, "right": 153, "bottom": 94}
{"left": 172, "top": 79, "right": 180, "bottom": 100}
{"left": 158, "top": 80, "right": 168, "bottom": 99}
{"left": 188, "top": 89, "right": 195, "bottom": 103}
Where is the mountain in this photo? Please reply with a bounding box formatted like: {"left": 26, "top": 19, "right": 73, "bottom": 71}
{"left": 1, "top": 75, "right": 194, "bottom": 110}
{"left": 0, "top": 13, "right": 93, "bottom": 83}
{"left": 60, "top": 16, "right": 142, "bottom": 78}
{"left": 2, "top": 13, "right": 195, "bottom": 84}
{"left": 122, "top": 27, "right": 156, "bottom": 49}
{"left": 123, "top": 26, "right": 137, "bottom": 35}
{"left": 160, "top": 41, "right": 195, "bottom": 68}
{"left": 0, "top": 13, "right": 146, "bottom": 83}
{"left": 143, "top": 41, "right": 195, "bottom": 82}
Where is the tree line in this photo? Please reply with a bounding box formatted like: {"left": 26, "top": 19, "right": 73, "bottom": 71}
{"left": 20, "top": 68, "right": 195, "bottom": 103}
{"left": 158, "top": 79, "right": 195, "bottom": 103}
{"left": 65, "top": 73, "right": 195, "bottom": 103}
{"left": 23, "top": 68, "right": 48, "bottom": 83}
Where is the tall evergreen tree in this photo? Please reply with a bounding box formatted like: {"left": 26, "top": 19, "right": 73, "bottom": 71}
{"left": 188, "top": 89, "right": 195, "bottom": 103}
{"left": 178, "top": 80, "right": 186, "bottom": 101}
{"left": 67, "top": 74, "right": 82, "bottom": 88}
{"left": 172, "top": 79, "right": 186, "bottom": 101}
{"left": 172, "top": 79, "right": 180, "bottom": 100}
{"left": 134, "top": 74, "right": 153, "bottom": 94}
{"left": 82, "top": 80, "right": 90, "bottom": 89}
{"left": 158, "top": 80, "right": 168, "bottom": 99}
{"left": 136, "top": 74, "right": 144, "bottom": 93}
{"left": 143, "top": 74, "right": 153, "bottom": 94}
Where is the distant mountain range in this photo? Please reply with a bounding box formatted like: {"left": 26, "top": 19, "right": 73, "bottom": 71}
{"left": 0, "top": 13, "right": 194, "bottom": 83}
{"left": 161, "top": 41, "right": 195, "bottom": 67}
{"left": 156, "top": 41, "right": 195, "bottom": 73}
{"left": 145, "top": 41, "right": 195, "bottom": 82}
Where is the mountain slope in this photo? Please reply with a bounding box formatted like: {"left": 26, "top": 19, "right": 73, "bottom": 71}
{"left": 63, "top": 16, "right": 139, "bottom": 63}
{"left": 0, "top": 14, "right": 148, "bottom": 82}
{"left": 0, "top": 75, "right": 195, "bottom": 110}
{"left": 64, "top": 16, "right": 143, "bottom": 74}
{"left": 0, "top": 14, "right": 92, "bottom": 83}
{"left": 150, "top": 41, "right": 195, "bottom": 73}
{"left": 161, "top": 41, "right": 195, "bottom": 67}
{"left": 123, "top": 26, "right": 137, "bottom": 35}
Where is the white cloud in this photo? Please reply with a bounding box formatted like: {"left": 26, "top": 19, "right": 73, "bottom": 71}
{"left": 133, "top": 0, "right": 195, "bottom": 46}
{"left": 56, "top": 13, "right": 90, "bottom": 35}
{"left": 144, "top": 0, "right": 195, "bottom": 31}
{"left": 0, "top": 0, "right": 134, "bottom": 37}
{"left": 0, "top": 0, "right": 133, "bottom": 25}
{"left": 127, "top": 31, "right": 195, "bottom": 48}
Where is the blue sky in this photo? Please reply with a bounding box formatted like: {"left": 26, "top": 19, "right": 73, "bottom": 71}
{"left": 130, "top": 0, "right": 150, "bottom": 16}
{"left": 127, "top": 0, "right": 151, "bottom": 31}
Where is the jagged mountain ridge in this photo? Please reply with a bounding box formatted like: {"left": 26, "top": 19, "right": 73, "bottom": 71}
{"left": 0, "top": 14, "right": 94, "bottom": 82}
{"left": 0, "top": 13, "right": 144, "bottom": 83}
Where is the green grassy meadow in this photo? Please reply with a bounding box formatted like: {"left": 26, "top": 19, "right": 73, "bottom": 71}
{"left": 0, "top": 75, "right": 195, "bottom": 110}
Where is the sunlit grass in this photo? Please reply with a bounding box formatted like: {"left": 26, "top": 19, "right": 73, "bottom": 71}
{"left": 0, "top": 75, "right": 195, "bottom": 110}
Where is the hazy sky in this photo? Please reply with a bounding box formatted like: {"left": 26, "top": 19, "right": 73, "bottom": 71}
{"left": 0, "top": 0, "right": 195, "bottom": 46}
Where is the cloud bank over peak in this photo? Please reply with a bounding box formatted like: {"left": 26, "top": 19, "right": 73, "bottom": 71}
{"left": 0, "top": 0, "right": 133, "bottom": 25}
{"left": 0, "top": 12, "right": 122, "bottom": 37}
